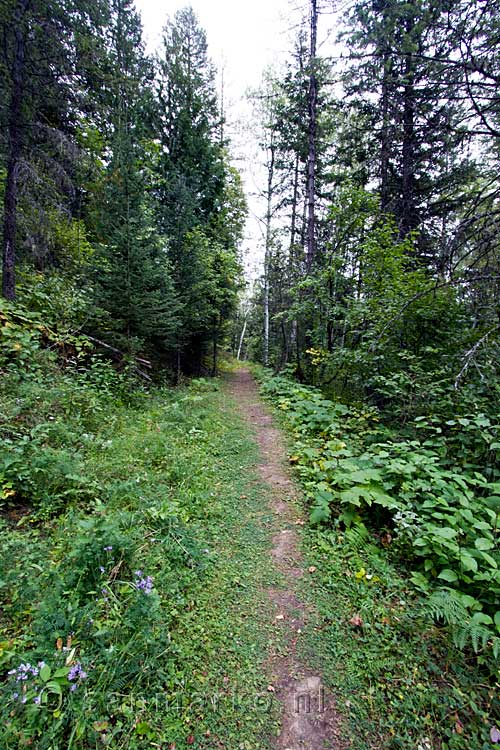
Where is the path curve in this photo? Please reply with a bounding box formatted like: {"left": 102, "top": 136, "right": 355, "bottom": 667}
{"left": 226, "top": 368, "right": 344, "bottom": 750}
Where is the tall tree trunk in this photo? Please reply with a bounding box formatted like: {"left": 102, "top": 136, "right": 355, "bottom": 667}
{"left": 306, "top": 0, "right": 318, "bottom": 272}
{"left": 212, "top": 317, "right": 218, "bottom": 376}
{"left": 290, "top": 152, "right": 300, "bottom": 254}
{"left": 400, "top": 15, "right": 416, "bottom": 239}
{"left": 263, "top": 138, "right": 276, "bottom": 367}
{"left": 237, "top": 313, "right": 248, "bottom": 360}
{"left": 263, "top": 269, "right": 270, "bottom": 366}
{"left": 2, "top": 0, "right": 29, "bottom": 300}
{"left": 380, "top": 47, "right": 392, "bottom": 213}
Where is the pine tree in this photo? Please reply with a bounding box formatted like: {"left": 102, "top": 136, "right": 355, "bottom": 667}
{"left": 91, "top": 0, "right": 180, "bottom": 356}
{"left": 155, "top": 6, "right": 242, "bottom": 373}
{"left": 344, "top": 0, "right": 474, "bottom": 265}
{"left": 0, "top": 0, "right": 109, "bottom": 298}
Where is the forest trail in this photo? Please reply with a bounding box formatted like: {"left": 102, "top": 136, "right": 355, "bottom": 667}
{"left": 225, "top": 368, "right": 344, "bottom": 750}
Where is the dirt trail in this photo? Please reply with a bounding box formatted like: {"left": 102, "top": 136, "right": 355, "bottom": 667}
{"left": 226, "top": 368, "right": 344, "bottom": 750}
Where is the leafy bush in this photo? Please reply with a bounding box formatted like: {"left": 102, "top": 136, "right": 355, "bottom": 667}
{"left": 261, "top": 373, "right": 500, "bottom": 657}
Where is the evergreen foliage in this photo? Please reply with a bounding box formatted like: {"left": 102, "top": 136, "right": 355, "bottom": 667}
{"left": 0, "top": 1, "right": 245, "bottom": 374}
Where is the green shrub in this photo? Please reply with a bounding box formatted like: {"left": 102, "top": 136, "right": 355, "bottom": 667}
{"left": 261, "top": 373, "right": 500, "bottom": 657}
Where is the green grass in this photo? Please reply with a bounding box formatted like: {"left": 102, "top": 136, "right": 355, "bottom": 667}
{"left": 298, "top": 528, "right": 498, "bottom": 750}
{"left": 5, "top": 358, "right": 498, "bottom": 750}
{"left": 0, "top": 367, "right": 281, "bottom": 749}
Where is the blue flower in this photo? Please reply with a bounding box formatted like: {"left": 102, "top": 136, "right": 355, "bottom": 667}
{"left": 134, "top": 571, "right": 154, "bottom": 594}
{"left": 68, "top": 662, "right": 88, "bottom": 686}
{"left": 8, "top": 663, "right": 38, "bottom": 682}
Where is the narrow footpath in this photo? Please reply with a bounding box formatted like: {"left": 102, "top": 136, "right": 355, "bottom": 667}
{"left": 226, "top": 369, "right": 344, "bottom": 750}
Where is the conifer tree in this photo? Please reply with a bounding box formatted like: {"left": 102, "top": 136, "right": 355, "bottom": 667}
{"left": 91, "top": 0, "right": 180, "bottom": 356}
{"left": 0, "top": 0, "right": 109, "bottom": 298}
{"left": 155, "top": 6, "right": 243, "bottom": 372}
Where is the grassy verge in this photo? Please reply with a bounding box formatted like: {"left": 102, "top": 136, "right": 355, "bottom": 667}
{"left": 1, "top": 366, "right": 280, "bottom": 749}
{"left": 253, "top": 366, "right": 500, "bottom": 750}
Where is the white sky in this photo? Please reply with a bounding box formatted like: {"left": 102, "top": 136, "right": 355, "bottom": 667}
{"left": 135, "top": 0, "right": 292, "bottom": 90}
{"left": 134, "top": 0, "right": 297, "bottom": 279}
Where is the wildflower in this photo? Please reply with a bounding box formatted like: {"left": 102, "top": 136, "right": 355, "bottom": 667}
{"left": 134, "top": 571, "right": 154, "bottom": 594}
{"left": 99, "top": 566, "right": 105, "bottom": 574}
{"left": 9, "top": 663, "right": 38, "bottom": 681}
{"left": 34, "top": 695, "right": 41, "bottom": 705}
{"left": 68, "top": 662, "right": 88, "bottom": 683}
{"left": 104, "top": 545, "right": 113, "bottom": 552}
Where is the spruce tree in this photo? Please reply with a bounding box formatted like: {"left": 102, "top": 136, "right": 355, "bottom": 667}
{"left": 91, "top": 0, "right": 180, "bottom": 356}
{"left": 0, "top": 0, "right": 109, "bottom": 298}
{"left": 155, "top": 6, "right": 241, "bottom": 372}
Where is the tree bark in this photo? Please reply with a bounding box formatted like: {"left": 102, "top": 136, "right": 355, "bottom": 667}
{"left": 2, "top": 0, "right": 30, "bottom": 300}
{"left": 306, "top": 0, "right": 318, "bottom": 272}
{"left": 237, "top": 313, "right": 248, "bottom": 360}
{"left": 380, "top": 47, "right": 392, "bottom": 213}
{"left": 400, "top": 14, "right": 417, "bottom": 239}
{"left": 263, "top": 137, "right": 276, "bottom": 367}
{"left": 211, "top": 317, "right": 218, "bottom": 376}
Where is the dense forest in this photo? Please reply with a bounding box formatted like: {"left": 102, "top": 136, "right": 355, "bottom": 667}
{"left": 246, "top": 0, "right": 500, "bottom": 396}
{"left": 1, "top": 0, "right": 499, "bottom": 748}
{"left": 1, "top": 0, "right": 245, "bottom": 376}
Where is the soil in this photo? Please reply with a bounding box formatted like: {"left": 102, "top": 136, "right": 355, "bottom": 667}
{"left": 226, "top": 368, "right": 346, "bottom": 750}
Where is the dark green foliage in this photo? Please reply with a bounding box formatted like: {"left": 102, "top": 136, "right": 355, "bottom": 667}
{"left": 1, "top": 1, "right": 245, "bottom": 374}
{"left": 260, "top": 373, "right": 500, "bottom": 659}
{"left": 86, "top": 0, "right": 182, "bottom": 357}
{"left": 152, "top": 7, "right": 245, "bottom": 372}
{"left": 0, "top": 0, "right": 109, "bottom": 286}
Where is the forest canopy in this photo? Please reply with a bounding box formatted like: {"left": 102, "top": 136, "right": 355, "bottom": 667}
{"left": 0, "top": 0, "right": 246, "bottom": 376}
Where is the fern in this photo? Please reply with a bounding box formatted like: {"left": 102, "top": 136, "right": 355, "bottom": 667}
{"left": 425, "top": 589, "right": 468, "bottom": 626}
{"left": 343, "top": 523, "right": 370, "bottom": 552}
{"left": 424, "top": 589, "right": 495, "bottom": 654}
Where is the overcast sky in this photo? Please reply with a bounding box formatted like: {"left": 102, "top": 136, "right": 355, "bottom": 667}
{"left": 135, "top": 0, "right": 292, "bottom": 88}
{"left": 133, "top": 0, "right": 303, "bottom": 278}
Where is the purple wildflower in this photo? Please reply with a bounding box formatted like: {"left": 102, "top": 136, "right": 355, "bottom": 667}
{"left": 134, "top": 571, "right": 154, "bottom": 594}
{"left": 34, "top": 695, "right": 41, "bottom": 705}
{"left": 9, "top": 663, "right": 38, "bottom": 682}
{"left": 99, "top": 566, "right": 105, "bottom": 574}
{"left": 68, "top": 662, "right": 88, "bottom": 682}
{"left": 67, "top": 661, "right": 88, "bottom": 694}
{"left": 104, "top": 545, "right": 113, "bottom": 551}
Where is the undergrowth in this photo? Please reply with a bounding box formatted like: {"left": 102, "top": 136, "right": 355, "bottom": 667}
{"left": 255, "top": 366, "right": 500, "bottom": 749}
{"left": 0, "top": 357, "right": 278, "bottom": 749}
